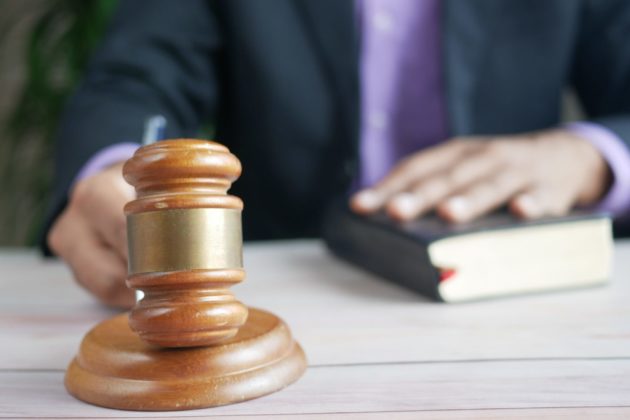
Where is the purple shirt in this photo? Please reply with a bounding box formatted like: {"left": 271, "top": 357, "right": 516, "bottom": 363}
{"left": 358, "top": 0, "right": 446, "bottom": 188}
{"left": 77, "top": 0, "right": 630, "bottom": 218}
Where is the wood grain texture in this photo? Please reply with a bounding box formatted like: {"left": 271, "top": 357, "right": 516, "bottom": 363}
{"left": 2, "top": 360, "right": 630, "bottom": 418}
{"left": 2, "top": 242, "right": 630, "bottom": 368}
{"left": 1, "top": 240, "right": 630, "bottom": 417}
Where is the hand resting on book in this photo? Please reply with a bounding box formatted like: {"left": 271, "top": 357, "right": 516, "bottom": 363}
{"left": 350, "top": 129, "right": 611, "bottom": 223}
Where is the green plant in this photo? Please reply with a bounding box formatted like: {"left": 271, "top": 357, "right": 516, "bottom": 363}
{"left": 1, "top": 0, "right": 117, "bottom": 245}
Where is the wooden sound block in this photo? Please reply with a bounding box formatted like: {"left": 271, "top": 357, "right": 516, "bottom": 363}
{"left": 65, "top": 308, "right": 306, "bottom": 411}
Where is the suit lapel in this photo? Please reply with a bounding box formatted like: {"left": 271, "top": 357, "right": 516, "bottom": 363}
{"left": 295, "top": 0, "right": 359, "bottom": 153}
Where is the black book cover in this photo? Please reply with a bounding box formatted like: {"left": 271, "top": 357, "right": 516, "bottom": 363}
{"left": 322, "top": 198, "right": 608, "bottom": 301}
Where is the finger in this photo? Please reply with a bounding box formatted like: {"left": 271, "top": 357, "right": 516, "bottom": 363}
{"left": 509, "top": 193, "right": 544, "bottom": 219}
{"left": 386, "top": 176, "right": 453, "bottom": 221}
{"left": 510, "top": 186, "right": 574, "bottom": 220}
{"left": 385, "top": 148, "right": 506, "bottom": 221}
{"left": 97, "top": 212, "right": 128, "bottom": 262}
{"left": 437, "top": 170, "right": 529, "bottom": 223}
{"left": 350, "top": 139, "right": 472, "bottom": 214}
{"left": 47, "top": 208, "right": 74, "bottom": 258}
{"left": 90, "top": 173, "right": 132, "bottom": 261}
{"left": 72, "top": 170, "right": 134, "bottom": 261}
{"left": 70, "top": 236, "right": 134, "bottom": 308}
{"left": 52, "top": 209, "right": 133, "bottom": 308}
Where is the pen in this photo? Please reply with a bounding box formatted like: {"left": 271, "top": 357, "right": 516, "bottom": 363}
{"left": 142, "top": 115, "right": 167, "bottom": 145}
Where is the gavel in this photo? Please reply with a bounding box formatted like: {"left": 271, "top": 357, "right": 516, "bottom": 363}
{"left": 124, "top": 139, "right": 247, "bottom": 347}
{"left": 65, "top": 139, "right": 306, "bottom": 411}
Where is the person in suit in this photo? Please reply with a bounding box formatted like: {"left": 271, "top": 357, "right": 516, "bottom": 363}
{"left": 46, "top": 0, "right": 630, "bottom": 307}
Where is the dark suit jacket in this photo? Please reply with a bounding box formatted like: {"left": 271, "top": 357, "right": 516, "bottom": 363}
{"left": 48, "top": 0, "right": 630, "bottom": 242}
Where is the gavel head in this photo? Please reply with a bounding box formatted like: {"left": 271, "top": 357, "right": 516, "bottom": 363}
{"left": 122, "top": 139, "right": 248, "bottom": 348}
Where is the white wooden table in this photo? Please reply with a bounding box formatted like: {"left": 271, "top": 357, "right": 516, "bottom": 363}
{"left": 1, "top": 240, "right": 630, "bottom": 419}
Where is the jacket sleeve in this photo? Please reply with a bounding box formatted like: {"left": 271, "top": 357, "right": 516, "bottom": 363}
{"left": 43, "top": 0, "right": 220, "bottom": 253}
{"left": 571, "top": 0, "right": 630, "bottom": 233}
{"left": 571, "top": 0, "right": 630, "bottom": 143}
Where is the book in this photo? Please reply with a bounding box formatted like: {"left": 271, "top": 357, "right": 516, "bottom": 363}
{"left": 322, "top": 200, "right": 613, "bottom": 302}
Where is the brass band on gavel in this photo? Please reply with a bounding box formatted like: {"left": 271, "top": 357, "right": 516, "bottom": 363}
{"left": 127, "top": 208, "right": 242, "bottom": 274}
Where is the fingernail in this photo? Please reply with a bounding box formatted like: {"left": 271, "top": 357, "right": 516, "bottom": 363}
{"left": 391, "top": 193, "right": 417, "bottom": 219}
{"left": 445, "top": 196, "right": 469, "bottom": 220}
{"left": 352, "top": 189, "right": 381, "bottom": 210}
{"left": 516, "top": 194, "right": 540, "bottom": 218}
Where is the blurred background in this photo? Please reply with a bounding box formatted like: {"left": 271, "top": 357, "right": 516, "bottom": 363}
{"left": 0, "top": 0, "right": 116, "bottom": 246}
{"left": 0, "top": 0, "right": 586, "bottom": 247}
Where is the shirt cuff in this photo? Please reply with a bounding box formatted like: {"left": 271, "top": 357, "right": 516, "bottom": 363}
{"left": 74, "top": 142, "right": 140, "bottom": 185}
{"left": 564, "top": 122, "right": 630, "bottom": 218}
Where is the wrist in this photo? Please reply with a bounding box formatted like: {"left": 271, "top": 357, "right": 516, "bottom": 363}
{"left": 74, "top": 143, "right": 139, "bottom": 185}
{"left": 561, "top": 129, "right": 612, "bottom": 206}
